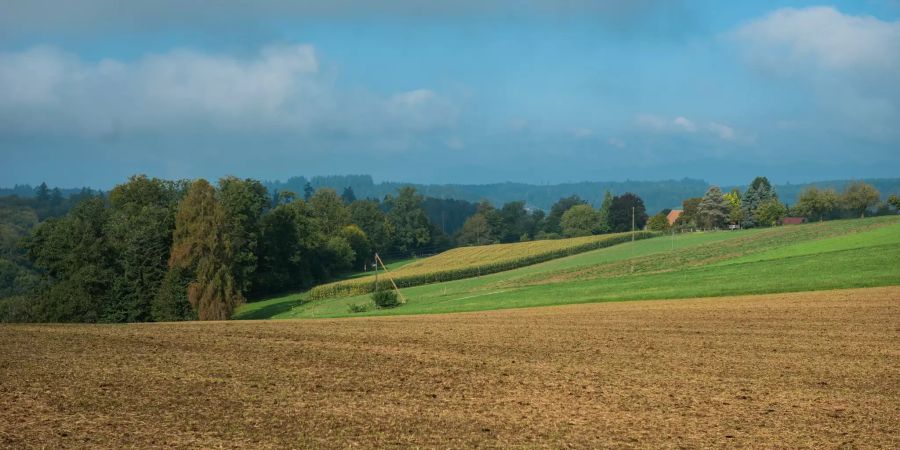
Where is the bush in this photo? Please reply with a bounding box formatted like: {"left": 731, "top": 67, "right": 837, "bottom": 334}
{"left": 347, "top": 302, "right": 373, "bottom": 314}
{"left": 371, "top": 289, "right": 400, "bottom": 309}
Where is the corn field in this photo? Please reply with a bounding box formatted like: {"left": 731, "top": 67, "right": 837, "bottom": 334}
{"left": 307, "top": 231, "right": 657, "bottom": 300}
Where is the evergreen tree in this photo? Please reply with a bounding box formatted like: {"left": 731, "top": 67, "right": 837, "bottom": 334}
{"left": 218, "top": 177, "right": 268, "bottom": 296}
{"left": 697, "top": 186, "right": 730, "bottom": 229}
{"left": 597, "top": 190, "right": 613, "bottom": 233}
{"left": 303, "top": 182, "right": 315, "bottom": 201}
{"left": 341, "top": 186, "right": 357, "bottom": 204}
{"left": 107, "top": 175, "right": 181, "bottom": 322}
{"left": 35, "top": 182, "right": 50, "bottom": 204}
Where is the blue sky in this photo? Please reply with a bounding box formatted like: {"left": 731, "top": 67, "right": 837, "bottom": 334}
{"left": 1, "top": 0, "right": 899, "bottom": 188}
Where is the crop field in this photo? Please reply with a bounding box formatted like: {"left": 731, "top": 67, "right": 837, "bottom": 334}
{"left": 307, "top": 230, "right": 655, "bottom": 300}
{"left": 2, "top": 287, "right": 898, "bottom": 448}
{"left": 238, "top": 216, "right": 900, "bottom": 319}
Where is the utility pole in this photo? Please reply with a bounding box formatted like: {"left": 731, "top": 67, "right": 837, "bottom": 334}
{"left": 373, "top": 252, "right": 379, "bottom": 290}
{"left": 630, "top": 206, "right": 635, "bottom": 273}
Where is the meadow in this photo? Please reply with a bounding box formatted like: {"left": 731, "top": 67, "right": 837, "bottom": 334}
{"left": 236, "top": 216, "right": 900, "bottom": 319}
{"left": 306, "top": 230, "right": 656, "bottom": 300}
{"left": 3, "top": 287, "right": 898, "bottom": 448}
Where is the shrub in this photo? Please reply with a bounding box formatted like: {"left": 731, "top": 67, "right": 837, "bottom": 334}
{"left": 371, "top": 289, "right": 400, "bottom": 309}
{"left": 347, "top": 302, "right": 373, "bottom": 314}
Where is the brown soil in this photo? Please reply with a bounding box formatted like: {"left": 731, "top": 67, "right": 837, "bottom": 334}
{"left": 2, "top": 286, "right": 899, "bottom": 448}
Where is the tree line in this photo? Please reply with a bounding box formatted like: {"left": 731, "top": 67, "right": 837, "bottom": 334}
{"left": 0, "top": 175, "right": 658, "bottom": 323}
{"left": 2, "top": 174, "right": 896, "bottom": 323}
{"left": 645, "top": 177, "right": 897, "bottom": 232}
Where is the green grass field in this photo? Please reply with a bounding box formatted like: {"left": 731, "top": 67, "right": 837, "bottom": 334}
{"left": 234, "top": 216, "right": 900, "bottom": 320}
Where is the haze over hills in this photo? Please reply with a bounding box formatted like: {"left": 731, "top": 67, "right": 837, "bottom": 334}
{"left": 268, "top": 176, "right": 898, "bottom": 213}
{"left": 4, "top": 176, "right": 900, "bottom": 214}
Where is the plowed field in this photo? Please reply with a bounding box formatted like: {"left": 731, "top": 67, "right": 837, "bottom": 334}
{"left": 2, "top": 286, "right": 899, "bottom": 448}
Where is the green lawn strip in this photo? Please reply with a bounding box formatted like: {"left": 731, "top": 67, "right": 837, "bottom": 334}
{"left": 233, "top": 229, "right": 750, "bottom": 319}
{"left": 514, "top": 216, "right": 900, "bottom": 285}
{"left": 277, "top": 243, "right": 900, "bottom": 319}
{"left": 713, "top": 221, "right": 900, "bottom": 267}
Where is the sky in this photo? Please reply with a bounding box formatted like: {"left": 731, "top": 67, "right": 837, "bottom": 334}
{"left": 1, "top": 0, "right": 899, "bottom": 188}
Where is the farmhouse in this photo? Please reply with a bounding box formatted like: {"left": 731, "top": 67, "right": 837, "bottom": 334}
{"left": 666, "top": 209, "right": 683, "bottom": 225}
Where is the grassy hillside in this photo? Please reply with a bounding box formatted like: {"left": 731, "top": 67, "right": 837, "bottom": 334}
{"left": 306, "top": 230, "right": 656, "bottom": 300}
{"left": 235, "top": 216, "right": 900, "bottom": 320}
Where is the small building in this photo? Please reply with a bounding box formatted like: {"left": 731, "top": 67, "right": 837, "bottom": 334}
{"left": 666, "top": 210, "right": 683, "bottom": 225}
{"left": 783, "top": 217, "right": 806, "bottom": 225}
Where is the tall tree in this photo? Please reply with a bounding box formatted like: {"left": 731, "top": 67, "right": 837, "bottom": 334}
{"left": 303, "top": 182, "right": 315, "bottom": 201}
{"left": 457, "top": 214, "right": 494, "bottom": 245}
{"left": 608, "top": 193, "right": 648, "bottom": 232}
{"left": 24, "top": 198, "right": 116, "bottom": 322}
{"left": 310, "top": 188, "right": 351, "bottom": 235}
{"left": 678, "top": 197, "right": 702, "bottom": 229}
{"left": 544, "top": 195, "right": 587, "bottom": 235}
{"left": 106, "top": 175, "right": 183, "bottom": 322}
{"left": 723, "top": 188, "right": 743, "bottom": 225}
{"left": 385, "top": 187, "right": 432, "bottom": 254}
{"left": 498, "top": 201, "right": 530, "bottom": 242}
{"left": 842, "top": 182, "right": 881, "bottom": 218}
{"left": 697, "top": 186, "right": 730, "bottom": 230}
{"left": 597, "top": 190, "right": 614, "bottom": 233}
{"left": 755, "top": 199, "right": 787, "bottom": 227}
{"left": 560, "top": 204, "right": 599, "bottom": 237}
{"left": 795, "top": 186, "right": 839, "bottom": 221}
{"left": 349, "top": 200, "right": 394, "bottom": 252}
{"left": 218, "top": 177, "right": 268, "bottom": 296}
{"left": 169, "top": 179, "right": 242, "bottom": 321}
{"left": 741, "top": 176, "right": 777, "bottom": 228}
{"left": 341, "top": 186, "right": 357, "bottom": 204}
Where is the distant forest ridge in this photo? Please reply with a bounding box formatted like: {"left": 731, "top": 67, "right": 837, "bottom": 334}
{"left": 266, "top": 176, "right": 900, "bottom": 214}
{"left": 3, "top": 176, "right": 899, "bottom": 214}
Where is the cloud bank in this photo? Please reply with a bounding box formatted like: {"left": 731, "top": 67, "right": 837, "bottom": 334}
{"left": 0, "top": 44, "right": 457, "bottom": 138}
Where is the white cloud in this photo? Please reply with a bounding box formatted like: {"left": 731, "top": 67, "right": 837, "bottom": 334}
{"left": 672, "top": 116, "right": 696, "bottom": 132}
{"left": 732, "top": 7, "right": 900, "bottom": 72}
{"left": 606, "top": 137, "right": 626, "bottom": 149}
{"left": 707, "top": 122, "right": 735, "bottom": 140}
{"left": 635, "top": 114, "right": 740, "bottom": 141}
{"left": 731, "top": 7, "right": 900, "bottom": 141}
{"left": 570, "top": 127, "right": 594, "bottom": 139}
{"left": 0, "top": 44, "right": 457, "bottom": 137}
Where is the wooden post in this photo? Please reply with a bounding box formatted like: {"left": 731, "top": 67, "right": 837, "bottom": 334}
{"left": 375, "top": 253, "right": 406, "bottom": 303}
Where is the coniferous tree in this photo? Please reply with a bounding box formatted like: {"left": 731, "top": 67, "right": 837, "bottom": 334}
{"left": 218, "top": 177, "right": 268, "bottom": 296}
{"left": 597, "top": 190, "right": 613, "bottom": 233}
{"left": 341, "top": 186, "right": 357, "bottom": 204}
{"left": 697, "top": 186, "right": 730, "bottom": 230}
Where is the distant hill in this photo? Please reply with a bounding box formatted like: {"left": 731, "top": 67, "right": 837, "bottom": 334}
{"left": 4, "top": 176, "right": 898, "bottom": 215}
{"left": 264, "top": 175, "right": 900, "bottom": 214}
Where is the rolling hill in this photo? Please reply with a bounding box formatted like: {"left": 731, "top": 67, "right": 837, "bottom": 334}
{"left": 235, "top": 216, "right": 900, "bottom": 320}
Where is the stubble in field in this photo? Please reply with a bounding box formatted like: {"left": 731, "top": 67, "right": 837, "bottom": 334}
{"left": 2, "top": 286, "right": 899, "bottom": 448}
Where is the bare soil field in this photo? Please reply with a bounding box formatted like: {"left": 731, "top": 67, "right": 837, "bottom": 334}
{"left": 2, "top": 286, "right": 899, "bottom": 448}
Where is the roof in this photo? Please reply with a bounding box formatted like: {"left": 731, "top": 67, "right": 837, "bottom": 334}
{"left": 783, "top": 217, "right": 806, "bottom": 225}
{"left": 666, "top": 210, "right": 683, "bottom": 225}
